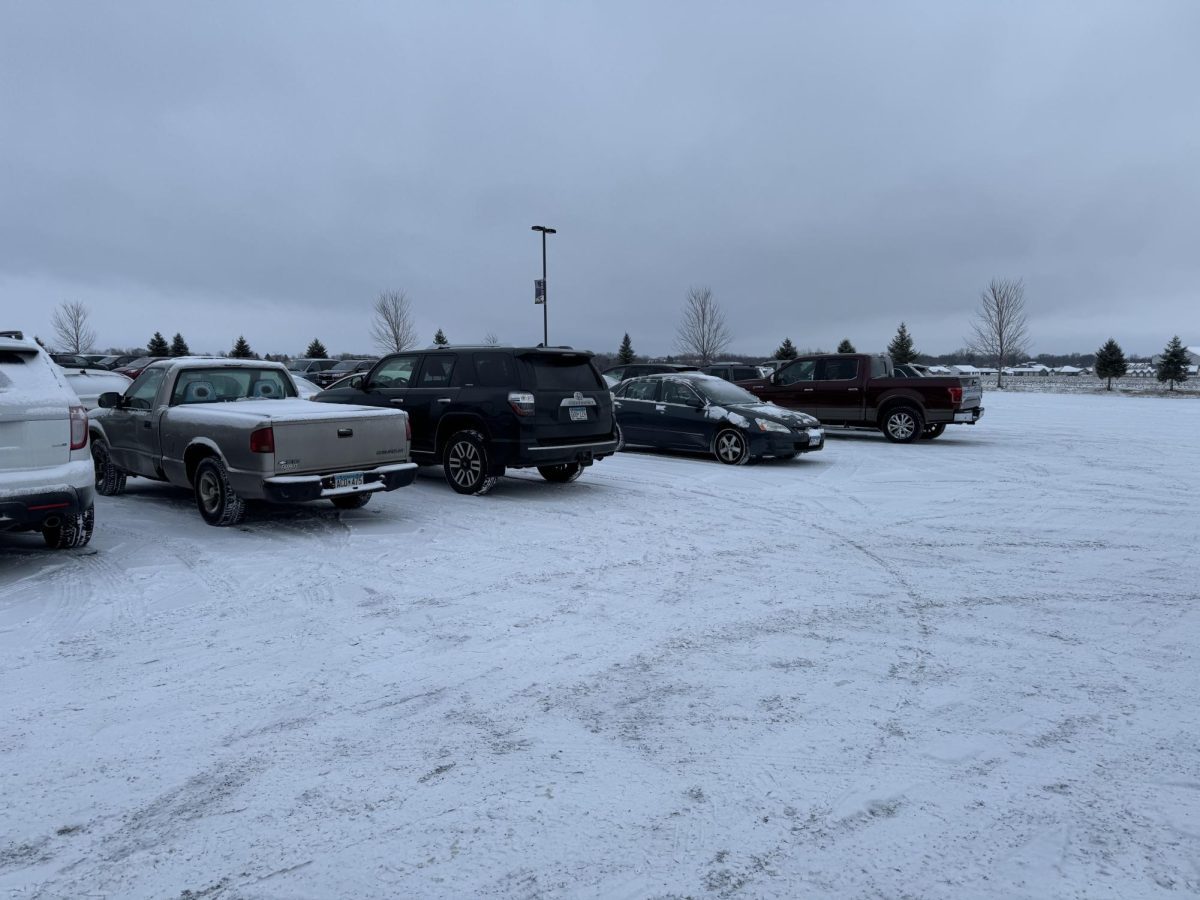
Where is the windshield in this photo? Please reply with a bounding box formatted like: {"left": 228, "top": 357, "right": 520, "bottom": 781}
{"left": 170, "top": 368, "right": 297, "bottom": 404}
{"left": 693, "top": 378, "right": 761, "bottom": 405}
{"left": 524, "top": 355, "right": 603, "bottom": 391}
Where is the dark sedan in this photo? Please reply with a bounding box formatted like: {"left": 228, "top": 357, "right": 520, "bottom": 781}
{"left": 602, "top": 362, "right": 699, "bottom": 382}
{"left": 612, "top": 372, "right": 824, "bottom": 464}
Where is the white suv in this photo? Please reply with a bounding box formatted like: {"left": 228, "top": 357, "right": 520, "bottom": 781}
{"left": 0, "top": 331, "right": 95, "bottom": 548}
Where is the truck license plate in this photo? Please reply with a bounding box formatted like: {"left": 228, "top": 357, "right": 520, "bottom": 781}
{"left": 569, "top": 407, "right": 587, "bottom": 422}
{"left": 334, "top": 472, "right": 364, "bottom": 488}
{"left": 954, "top": 412, "right": 974, "bottom": 423}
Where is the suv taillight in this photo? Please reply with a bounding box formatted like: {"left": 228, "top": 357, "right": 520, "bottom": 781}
{"left": 69, "top": 405, "right": 88, "bottom": 450}
{"left": 508, "top": 391, "right": 536, "bottom": 417}
{"left": 405, "top": 414, "right": 412, "bottom": 441}
{"left": 948, "top": 386, "right": 963, "bottom": 406}
{"left": 250, "top": 427, "right": 275, "bottom": 453}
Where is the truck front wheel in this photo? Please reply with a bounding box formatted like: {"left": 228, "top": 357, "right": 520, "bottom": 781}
{"left": 91, "top": 438, "right": 127, "bottom": 496}
{"left": 194, "top": 457, "right": 247, "bottom": 526}
{"left": 881, "top": 406, "right": 924, "bottom": 444}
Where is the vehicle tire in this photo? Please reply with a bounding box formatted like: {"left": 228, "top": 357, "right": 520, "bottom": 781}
{"left": 443, "top": 430, "right": 498, "bottom": 495}
{"left": 713, "top": 428, "right": 751, "bottom": 465}
{"left": 91, "top": 438, "right": 127, "bottom": 496}
{"left": 881, "top": 406, "right": 924, "bottom": 443}
{"left": 538, "top": 463, "right": 584, "bottom": 483}
{"left": 331, "top": 493, "right": 372, "bottom": 510}
{"left": 921, "top": 423, "right": 947, "bottom": 440}
{"left": 42, "top": 505, "right": 95, "bottom": 549}
{"left": 614, "top": 421, "right": 625, "bottom": 452}
{"left": 194, "top": 457, "right": 247, "bottom": 526}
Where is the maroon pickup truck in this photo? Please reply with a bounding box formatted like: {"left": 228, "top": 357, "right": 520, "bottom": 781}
{"left": 737, "top": 353, "right": 984, "bottom": 443}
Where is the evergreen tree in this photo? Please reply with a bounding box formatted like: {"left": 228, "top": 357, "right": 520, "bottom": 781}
{"left": 774, "top": 337, "right": 798, "bottom": 360}
{"left": 887, "top": 323, "right": 919, "bottom": 364}
{"left": 433, "top": 329, "right": 449, "bottom": 347}
{"left": 1093, "top": 338, "right": 1127, "bottom": 391}
{"left": 147, "top": 331, "right": 170, "bottom": 356}
{"left": 1155, "top": 335, "right": 1190, "bottom": 391}
{"left": 617, "top": 332, "right": 636, "bottom": 364}
{"left": 170, "top": 333, "right": 190, "bottom": 357}
{"left": 306, "top": 338, "right": 328, "bottom": 358}
{"left": 230, "top": 335, "right": 254, "bottom": 359}
{"left": 837, "top": 339, "right": 856, "bottom": 354}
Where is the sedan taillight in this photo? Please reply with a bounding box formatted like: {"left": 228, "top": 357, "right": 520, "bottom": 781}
{"left": 250, "top": 427, "right": 275, "bottom": 453}
{"left": 69, "top": 405, "right": 88, "bottom": 450}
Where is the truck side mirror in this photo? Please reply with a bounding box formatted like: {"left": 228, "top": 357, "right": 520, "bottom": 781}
{"left": 349, "top": 375, "right": 365, "bottom": 390}
{"left": 97, "top": 392, "right": 122, "bottom": 409}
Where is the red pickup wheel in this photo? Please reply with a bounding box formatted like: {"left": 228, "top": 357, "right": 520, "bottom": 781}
{"left": 921, "top": 424, "right": 947, "bottom": 440}
{"left": 880, "top": 406, "right": 924, "bottom": 443}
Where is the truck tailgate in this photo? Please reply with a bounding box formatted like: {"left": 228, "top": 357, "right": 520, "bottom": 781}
{"left": 960, "top": 377, "right": 983, "bottom": 406}
{"left": 271, "top": 410, "right": 408, "bottom": 474}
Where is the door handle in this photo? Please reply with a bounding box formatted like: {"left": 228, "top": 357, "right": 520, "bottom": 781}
{"left": 614, "top": 402, "right": 623, "bottom": 408}
{"left": 389, "top": 398, "right": 405, "bottom": 405}
{"left": 436, "top": 398, "right": 452, "bottom": 404}
{"left": 848, "top": 388, "right": 859, "bottom": 392}
{"left": 802, "top": 388, "right": 814, "bottom": 392}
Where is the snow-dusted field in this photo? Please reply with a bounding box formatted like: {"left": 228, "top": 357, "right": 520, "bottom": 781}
{"left": 2, "top": 392, "right": 1198, "bottom": 899}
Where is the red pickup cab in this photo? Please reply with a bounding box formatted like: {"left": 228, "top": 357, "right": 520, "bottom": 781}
{"left": 737, "top": 353, "right": 984, "bottom": 443}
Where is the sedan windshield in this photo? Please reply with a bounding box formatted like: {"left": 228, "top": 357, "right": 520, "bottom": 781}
{"left": 693, "top": 378, "right": 761, "bottom": 405}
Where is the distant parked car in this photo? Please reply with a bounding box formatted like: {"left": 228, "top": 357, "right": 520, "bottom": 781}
{"left": 51, "top": 354, "right": 96, "bottom": 369}
{"left": 892, "top": 364, "right": 927, "bottom": 378}
{"left": 0, "top": 331, "right": 94, "bottom": 548}
{"left": 114, "top": 356, "right": 168, "bottom": 378}
{"left": 316, "top": 345, "right": 618, "bottom": 494}
{"left": 287, "top": 358, "right": 340, "bottom": 380}
{"left": 61, "top": 368, "right": 133, "bottom": 409}
{"left": 701, "top": 363, "right": 766, "bottom": 383}
{"left": 99, "top": 355, "right": 139, "bottom": 369}
{"left": 601, "top": 363, "right": 699, "bottom": 382}
{"left": 313, "top": 358, "right": 377, "bottom": 388}
{"left": 291, "top": 375, "right": 322, "bottom": 398}
{"left": 612, "top": 372, "right": 824, "bottom": 464}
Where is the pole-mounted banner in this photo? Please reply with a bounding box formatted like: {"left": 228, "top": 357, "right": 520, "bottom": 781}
{"left": 534, "top": 279, "right": 546, "bottom": 305}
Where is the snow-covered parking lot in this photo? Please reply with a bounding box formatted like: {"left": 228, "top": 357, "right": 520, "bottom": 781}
{"left": 2, "top": 392, "right": 1198, "bottom": 898}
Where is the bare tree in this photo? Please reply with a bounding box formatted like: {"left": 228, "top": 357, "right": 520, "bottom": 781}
{"left": 483, "top": 331, "right": 500, "bottom": 346}
{"left": 967, "top": 277, "right": 1029, "bottom": 388}
{"left": 370, "top": 291, "right": 418, "bottom": 354}
{"left": 51, "top": 301, "right": 97, "bottom": 354}
{"left": 675, "top": 286, "right": 731, "bottom": 365}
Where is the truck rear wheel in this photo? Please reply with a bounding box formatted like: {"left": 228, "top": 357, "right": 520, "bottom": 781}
{"left": 881, "top": 406, "right": 924, "bottom": 443}
{"left": 921, "top": 424, "right": 947, "bottom": 440}
{"left": 194, "top": 457, "right": 247, "bottom": 526}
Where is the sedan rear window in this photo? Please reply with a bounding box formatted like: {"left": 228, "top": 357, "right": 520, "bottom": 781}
{"left": 524, "top": 356, "right": 603, "bottom": 391}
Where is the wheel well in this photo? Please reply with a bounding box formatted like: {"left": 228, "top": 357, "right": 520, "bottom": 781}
{"left": 435, "top": 415, "right": 490, "bottom": 460}
{"left": 184, "top": 444, "right": 219, "bottom": 486}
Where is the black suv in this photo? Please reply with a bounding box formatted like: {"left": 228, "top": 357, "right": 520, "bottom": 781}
{"left": 315, "top": 346, "right": 618, "bottom": 494}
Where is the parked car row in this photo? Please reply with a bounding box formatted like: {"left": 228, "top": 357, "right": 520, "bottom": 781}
{"left": 4, "top": 330, "right": 985, "bottom": 548}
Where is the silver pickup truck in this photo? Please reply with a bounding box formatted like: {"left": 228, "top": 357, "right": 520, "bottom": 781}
{"left": 89, "top": 358, "right": 416, "bottom": 526}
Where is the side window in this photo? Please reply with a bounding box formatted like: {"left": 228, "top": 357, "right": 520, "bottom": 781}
{"left": 417, "top": 355, "right": 456, "bottom": 387}
{"left": 777, "top": 360, "right": 817, "bottom": 385}
{"left": 733, "top": 367, "right": 759, "bottom": 381}
{"left": 819, "top": 358, "right": 861, "bottom": 381}
{"left": 125, "top": 368, "right": 166, "bottom": 410}
{"left": 870, "top": 357, "right": 888, "bottom": 378}
{"left": 661, "top": 380, "right": 700, "bottom": 405}
{"left": 368, "top": 355, "right": 419, "bottom": 390}
{"left": 472, "top": 352, "right": 516, "bottom": 388}
{"left": 623, "top": 380, "right": 659, "bottom": 402}
{"left": 606, "top": 367, "right": 625, "bottom": 381}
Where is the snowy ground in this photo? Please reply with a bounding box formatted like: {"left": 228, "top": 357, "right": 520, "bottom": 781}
{"left": 2, "top": 392, "right": 1198, "bottom": 899}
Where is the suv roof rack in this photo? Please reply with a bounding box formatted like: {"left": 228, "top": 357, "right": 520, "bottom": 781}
{"left": 0, "top": 330, "right": 26, "bottom": 340}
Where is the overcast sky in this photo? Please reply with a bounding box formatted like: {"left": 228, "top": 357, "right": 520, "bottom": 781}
{"left": 2, "top": 2, "right": 1197, "bottom": 358}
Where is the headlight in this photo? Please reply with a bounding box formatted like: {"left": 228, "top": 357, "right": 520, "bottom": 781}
{"left": 755, "top": 418, "right": 790, "bottom": 433}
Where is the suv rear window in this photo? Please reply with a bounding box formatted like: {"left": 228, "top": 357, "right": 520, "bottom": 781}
{"left": 524, "top": 355, "right": 602, "bottom": 391}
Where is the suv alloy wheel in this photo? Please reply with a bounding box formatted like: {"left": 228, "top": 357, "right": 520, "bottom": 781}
{"left": 444, "top": 429, "right": 498, "bottom": 495}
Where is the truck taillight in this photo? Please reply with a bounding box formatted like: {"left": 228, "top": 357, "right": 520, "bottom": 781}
{"left": 508, "top": 391, "right": 536, "bottom": 417}
{"left": 405, "top": 415, "right": 411, "bottom": 441}
{"left": 69, "top": 405, "right": 88, "bottom": 450}
{"left": 948, "top": 387, "right": 963, "bottom": 405}
{"left": 250, "top": 427, "right": 275, "bottom": 453}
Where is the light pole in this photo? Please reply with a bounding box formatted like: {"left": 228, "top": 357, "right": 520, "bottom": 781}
{"left": 531, "top": 225, "right": 556, "bottom": 346}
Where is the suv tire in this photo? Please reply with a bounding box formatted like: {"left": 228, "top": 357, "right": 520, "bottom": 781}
{"left": 538, "top": 463, "right": 584, "bottom": 483}
{"left": 42, "top": 505, "right": 95, "bottom": 549}
{"left": 444, "top": 430, "right": 498, "bottom": 495}
{"left": 331, "top": 493, "right": 372, "bottom": 510}
{"left": 713, "top": 429, "right": 751, "bottom": 465}
{"left": 881, "top": 406, "right": 924, "bottom": 443}
{"left": 194, "top": 457, "right": 248, "bottom": 526}
{"left": 92, "top": 438, "right": 127, "bottom": 496}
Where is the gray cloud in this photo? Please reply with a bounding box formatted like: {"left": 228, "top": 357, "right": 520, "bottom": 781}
{"left": 3, "top": 1, "right": 1198, "bottom": 357}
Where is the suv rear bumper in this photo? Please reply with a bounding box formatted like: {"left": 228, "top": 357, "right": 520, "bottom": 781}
{"left": 0, "top": 474, "right": 95, "bottom": 534}
{"left": 496, "top": 436, "right": 620, "bottom": 470}
{"left": 261, "top": 461, "right": 418, "bottom": 503}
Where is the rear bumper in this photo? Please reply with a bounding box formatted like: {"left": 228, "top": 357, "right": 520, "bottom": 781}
{"left": 927, "top": 406, "right": 985, "bottom": 426}
{"left": 261, "top": 461, "right": 418, "bottom": 503}
{"left": 0, "top": 480, "right": 94, "bottom": 533}
{"left": 497, "top": 437, "right": 621, "bottom": 470}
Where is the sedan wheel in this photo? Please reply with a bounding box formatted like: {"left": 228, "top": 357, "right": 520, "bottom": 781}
{"left": 713, "top": 428, "right": 750, "bottom": 465}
